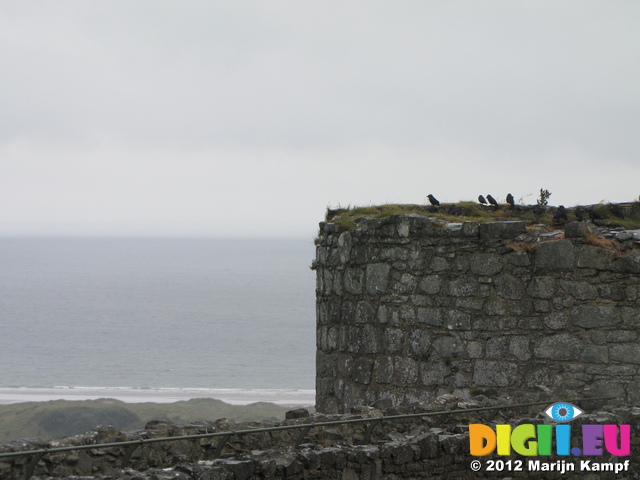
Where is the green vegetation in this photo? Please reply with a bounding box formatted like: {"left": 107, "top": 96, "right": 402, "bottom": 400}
{"left": 0, "top": 398, "right": 294, "bottom": 443}
{"left": 537, "top": 188, "right": 552, "bottom": 206}
{"left": 324, "top": 202, "right": 640, "bottom": 232}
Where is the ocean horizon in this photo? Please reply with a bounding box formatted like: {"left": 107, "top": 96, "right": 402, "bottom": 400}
{"left": 0, "top": 237, "right": 317, "bottom": 402}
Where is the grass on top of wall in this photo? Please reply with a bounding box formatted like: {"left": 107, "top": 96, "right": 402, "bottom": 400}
{"left": 324, "top": 202, "right": 640, "bottom": 232}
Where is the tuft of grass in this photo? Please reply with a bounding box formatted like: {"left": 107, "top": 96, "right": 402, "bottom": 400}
{"left": 585, "top": 234, "right": 629, "bottom": 258}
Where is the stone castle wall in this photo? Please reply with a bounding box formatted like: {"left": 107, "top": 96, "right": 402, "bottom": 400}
{"left": 315, "top": 214, "right": 640, "bottom": 413}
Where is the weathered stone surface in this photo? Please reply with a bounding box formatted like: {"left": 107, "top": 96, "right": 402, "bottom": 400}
{"left": 576, "top": 245, "right": 615, "bottom": 270}
{"left": 417, "top": 307, "right": 442, "bottom": 326}
{"left": 564, "top": 221, "right": 598, "bottom": 238}
{"left": 479, "top": 221, "right": 526, "bottom": 241}
{"left": 571, "top": 304, "right": 620, "bottom": 329}
{"left": 526, "top": 276, "right": 556, "bottom": 298}
{"left": 558, "top": 280, "right": 597, "bottom": 300}
{"left": 355, "top": 301, "right": 376, "bottom": 324}
{"left": 419, "top": 361, "right": 449, "bottom": 386}
{"left": 444, "top": 277, "right": 479, "bottom": 297}
{"left": 353, "top": 358, "right": 373, "bottom": 384}
{"left": 462, "top": 221, "right": 479, "bottom": 237}
{"left": 610, "top": 344, "right": 640, "bottom": 365}
{"left": 615, "top": 250, "right": 640, "bottom": 274}
{"left": 394, "top": 357, "right": 419, "bottom": 385}
{"left": 407, "top": 329, "right": 431, "bottom": 358}
{"left": 418, "top": 275, "right": 442, "bottom": 294}
{"left": 581, "top": 346, "right": 609, "bottom": 364}
{"left": 543, "top": 312, "right": 568, "bottom": 330}
{"left": 316, "top": 212, "right": 640, "bottom": 414}
{"left": 384, "top": 328, "right": 405, "bottom": 354}
{"left": 366, "top": 263, "right": 391, "bottom": 294}
{"left": 432, "top": 336, "right": 463, "bottom": 358}
{"left": 470, "top": 253, "right": 504, "bottom": 275}
{"left": 534, "top": 334, "right": 583, "bottom": 361}
{"left": 509, "top": 336, "right": 531, "bottom": 361}
{"left": 473, "top": 360, "right": 518, "bottom": 387}
{"left": 344, "top": 268, "right": 364, "bottom": 294}
{"left": 495, "top": 274, "right": 525, "bottom": 300}
{"left": 534, "top": 239, "right": 575, "bottom": 272}
{"left": 375, "top": 357, "right": 394, "bottom": 384}
{"left": 363, "top": 325, "right": 383, "bottom": 354}
{"left": 484, "top": 337, "right": 507, "bottom": 359}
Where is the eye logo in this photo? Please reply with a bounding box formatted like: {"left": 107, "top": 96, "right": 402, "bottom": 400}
{"left": 544, "top": 402, "right": 584, "bottom": 422}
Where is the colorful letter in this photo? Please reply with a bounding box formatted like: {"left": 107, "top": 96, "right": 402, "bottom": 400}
{"left": 496, "top": 424, "right": 511, "bottom": 455}
{"left": 555, "top": 424, "right": 571, "bottom": 456}
{"left": 582, "top": 425, "right": 604, "bottom": 455}
{"left": 511, "top": 424, "right": 537, "bottom": 456}
{"left": 536, "top": 424, "right": 552, "bottom": 455}
{"left": 469, "top": 424, "right": 496, "bottom": 456}
{"left": 604, "top": 425, "right": 630, "bottom": 456}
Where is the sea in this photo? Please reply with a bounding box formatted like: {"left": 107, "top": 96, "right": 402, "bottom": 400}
{"left": 0, "top": 237, "right": 316, "bottom": 405}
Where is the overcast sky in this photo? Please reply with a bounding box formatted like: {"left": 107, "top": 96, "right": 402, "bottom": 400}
{"left": 1, "top": 1, "right": 639, "bottom": 237}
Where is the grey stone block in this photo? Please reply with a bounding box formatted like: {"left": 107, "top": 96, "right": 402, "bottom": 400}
{"left": 544, "top": 312, "right": 568, "bottom": 330}
{"left": 495, "top": 274, "right": 525, "bottom": 300}
{"left": 366, "top": 263, "right": 391, "bottom": 294}
{"left": 479, "top": 221, "right": 526, "bottom": 241}
{"left": 353, "top": 358, "right": 373, "bottom": 384}
{"left": 355, "top": 301, "right": 376, "bottom": 324}
{"left": 473, "top": 360, "right": 518, "bottom": 387}
{"left": 470, "top": 253, "right": 505, "bottom": 275}
{"left": 509, "top": 336, "right": 531, "bottom": 361}
{"left": 581, "top": 346, "right": 609, "bottom": 364}
{"left": 374, "top": 357, "right": 394, "bottom": 384}
{"left": 419, "top": 275, "right": 442, "bottom": 295}
{"left": 417, "top": 307, "right": 443, "bottom": 326}
{"left": 534, "top": 239, "right": 575, "bottom": 272}
{"left": 432, "top": 336, "right": 463, "bottom": 358}
{"left": 444, "top": 276, "right": 479, "bottom": 297}
{"left": 394, "top": 357, "right": 419, "bottom": 385}
{"left": 419, "top": 361, "right": 450, "bottom": 386}
{"left": 408, "top": 329, "right": 431, "bottom": 358}
{"left": 558, "top": 280, "right": 597, "bottom": 300}
{"left": 571, "top": 304, "right": 620, "bottom": 329}
{"left": 614, "top": 251, "right": 640, "bottom": 274}
{"left": 576, "top": 245, "right": 615, "bottom": 270}
{"left": 564, "top": 221, "right": 598, "bottom": 238}
{"left": 610, "top": 344, "right": 640, "bottom": 365}
{"left": 534, "top": 334, "right": 584, "bottom": 361}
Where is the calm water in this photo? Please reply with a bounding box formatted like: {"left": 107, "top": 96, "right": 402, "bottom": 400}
{"left": 0, "top": 237, "right": 316, "bottom": 393}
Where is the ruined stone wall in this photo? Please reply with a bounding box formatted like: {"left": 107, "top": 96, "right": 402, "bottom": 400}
{"left": 315, "top": 215, "right": 640, "bottom": 414}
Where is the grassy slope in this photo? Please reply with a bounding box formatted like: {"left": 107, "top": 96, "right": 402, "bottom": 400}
{"left": 0, "top": 398, "right": 294, "bottom": 443}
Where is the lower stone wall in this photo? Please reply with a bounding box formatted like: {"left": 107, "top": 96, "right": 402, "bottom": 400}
{"left": 2, "top": 396, "right": 638, "bottom": 480}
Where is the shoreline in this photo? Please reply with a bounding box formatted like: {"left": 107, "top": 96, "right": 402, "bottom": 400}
{"left": 0, "top": 387, "right": 315, "bottom": 407}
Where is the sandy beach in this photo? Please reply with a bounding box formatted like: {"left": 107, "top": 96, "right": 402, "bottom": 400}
{"left": 0, "top": 387, "right": 315, "bottom": 406}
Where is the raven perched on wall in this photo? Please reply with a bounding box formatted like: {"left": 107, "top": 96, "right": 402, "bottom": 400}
{"left": 553, "top": 205, "right": 568, "bottom": 223}
{"left": 427, "top": 194, "right": 440, "bottom": 206}
{"left": 506, "top": 193, "right": 515, "bottom": 207}
{"left": 478, "top": 195, "right": 487, "bottom": 205}
{"left": 486, "top": 195, "right": 499, "bottom": 207}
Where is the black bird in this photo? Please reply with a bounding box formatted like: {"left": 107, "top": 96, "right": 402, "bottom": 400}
{"left": 478, "top": 195, "right": 487, "bottom": 205}
{"left": 427, "top": 194, "right": 440, "bottom": 206}
{"left": 553, "top": 205, "right": 568, "bottom": 223}
{"left": 506, "top": 193, "right": 515, "bottom": 207}
{"left": 575, "top": 206, "right": 584, "bottom": 222}
{"left": 486, "top": 194, "right": 499, "bottom": 207}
